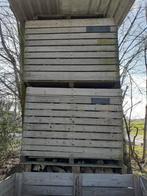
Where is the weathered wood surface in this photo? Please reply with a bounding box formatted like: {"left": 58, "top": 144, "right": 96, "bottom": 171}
{"left": 24, "top": 19, "right": 119, "bottom": 83}
{"left": 26, "top": 39, "right": 116, "bottom": 46}
{"left": 25, "top": 26, "right": 117, "bottom": 34}
{"left": 0, "top": 175, "right": 15, "bottom": 196}
{"left": 140, "top": 176, "right": 147, "bottom": 196}
{"left": 22, "top": 173, "right": 135, "bottom": 196}
{"left": 21, "top": 173, "right": 137, "bottom": 196}
{"left": 22, "top": 173, "right": 74, "bottom": 196}
{"left": 25, "top": 45, "right": 116, "bottom": 52}
{"left": 26, "top": 87, "right": 122, "bottom": 96}
{"left": 24, "top": 72, "right": 119, "bottom": 82}
{"left": 26, "top": 33, "right": 116, "bottom": 40}
{"left": 81, "top": 174, "right": 135, "bottom": 196}
{"left": 0, "top": 173, "right": 145, "bottom": 196}
{"left": 22, "top": 87, "right": 123, "bottom": 160}
{"left": 25, "top": 19, "right": 116, "bottom": 28}
{"left": 26, "top": 96, "right": 121, "bottom": 105}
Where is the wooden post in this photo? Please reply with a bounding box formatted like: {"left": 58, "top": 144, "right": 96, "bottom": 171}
{"left": 15, "top": 173, "right": 23, "bottom": 196}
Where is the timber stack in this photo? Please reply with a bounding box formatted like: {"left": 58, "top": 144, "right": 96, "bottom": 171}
{"left": 9, "top": 0, "right": 135, "bottom": 174}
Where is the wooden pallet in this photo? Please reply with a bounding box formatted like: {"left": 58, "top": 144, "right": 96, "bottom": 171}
{"left": 22, "top": 87, "right": 123, "bottom": 165}
{"left": 24, "top": 18, "right": 119, "bottom": 84}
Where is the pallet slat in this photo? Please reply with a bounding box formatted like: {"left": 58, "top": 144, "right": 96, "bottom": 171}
{"left": 25, "top": 103, "right": 122, "bottom": 111}
{"left": 24, "top": 116, "right": 122, "bottom": 126}
{"left": 23, "top": 138, "right": 122, "bottom": 148}
{"left": 22, "top": 87, "right": 123, "bottom": 161}
{"left": 25, "top": 26, "right": 116, "bottom": 34}
{"left": 23, "top": 124, "right": 122, "bottom": 133}
{"left": 25, "top": 110, "right": 122, "bottom": 119}
{"left": 25, "top": 51, "right": 116, "bottom": 58}
{"left": 26, "top": 33, "right": 116, "bottom": 40}
{"left": 26, "top": 96, "right": 121, "bottom": 105}
{"left": 25, "top": 58, "right": 117, "bottom": 65}
{"left": 25, "top": 19, "right": 115, "bottom": 28}
{"left": 23, "top": 131, "right": 122, "bottom": 140}
{"left": 25, "top": 45, "right": 116, "bottom": 52}
{"left": 21, "top": 149, "right": 122, "bottom": 159}
{"left": 24, "top": 65, "right": 117, "bottom": 72}
{"left": 26, "top": 88, "right": 122, "bottom": 96}
{"left": 26, "top": 39, "right": 117, "bottom": 46}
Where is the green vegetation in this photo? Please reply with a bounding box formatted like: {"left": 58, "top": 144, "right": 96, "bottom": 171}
{"left": 0, "top": 100, "right": 21, "bottom": 166}
{"left": 126, "top": 119, "right": 147, "bottom": 174}
{"left": 130, "top": 120, "right": 144, "bottom": 136}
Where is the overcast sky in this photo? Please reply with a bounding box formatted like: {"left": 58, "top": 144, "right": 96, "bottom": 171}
{"left": 120, "top": 0, "right": 146, "bottom": 119}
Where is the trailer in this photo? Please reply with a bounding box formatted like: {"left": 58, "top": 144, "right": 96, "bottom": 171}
{"left": 6, "top": 0, "right": 136, "bottom": 173}
{"left": 0, "top": 172, "right": 147, "bottom": 196}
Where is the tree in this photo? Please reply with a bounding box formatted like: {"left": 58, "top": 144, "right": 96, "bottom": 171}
{"left": 0, "top": 1, "right": 25, "bottom": 115}
{"left": 119, "top": 0, "right": 147, "bottom": 171}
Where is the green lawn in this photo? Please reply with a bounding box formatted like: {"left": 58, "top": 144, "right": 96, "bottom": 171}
{"left": 130, "top": 119, "right": 144, "bottom": 136}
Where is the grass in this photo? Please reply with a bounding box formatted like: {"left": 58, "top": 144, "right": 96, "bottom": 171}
{"left": 125, "top": 119, "right": 147, "bottom": 174}
{"left": 130, "top": 119, "right": 144, "bottom": 136}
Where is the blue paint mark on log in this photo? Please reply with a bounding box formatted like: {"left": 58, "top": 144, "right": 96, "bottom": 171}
{"left": 86, "top": 26, "right": 111, "bottom": 33}
{"left": 91, "top": 98, "right": 110, "bottom": 105}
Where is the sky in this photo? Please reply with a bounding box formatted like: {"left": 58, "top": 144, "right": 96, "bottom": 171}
{"left": 119, "top": 0, "right": 147, "bottom": 119}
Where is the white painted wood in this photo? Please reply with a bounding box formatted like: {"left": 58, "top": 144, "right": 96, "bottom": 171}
{"left": 26, "top": 33, "right": 116, "bottom": 40}
{"left": 26, "top": 87, "right": 122, "bottom": 96}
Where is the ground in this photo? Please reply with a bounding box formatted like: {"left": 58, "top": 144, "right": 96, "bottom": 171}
{"left": 0, "top": 140, "right": 22, "bottom": 180}
{"left": 129, "top": 119, "right": 147, "bottom": 175}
